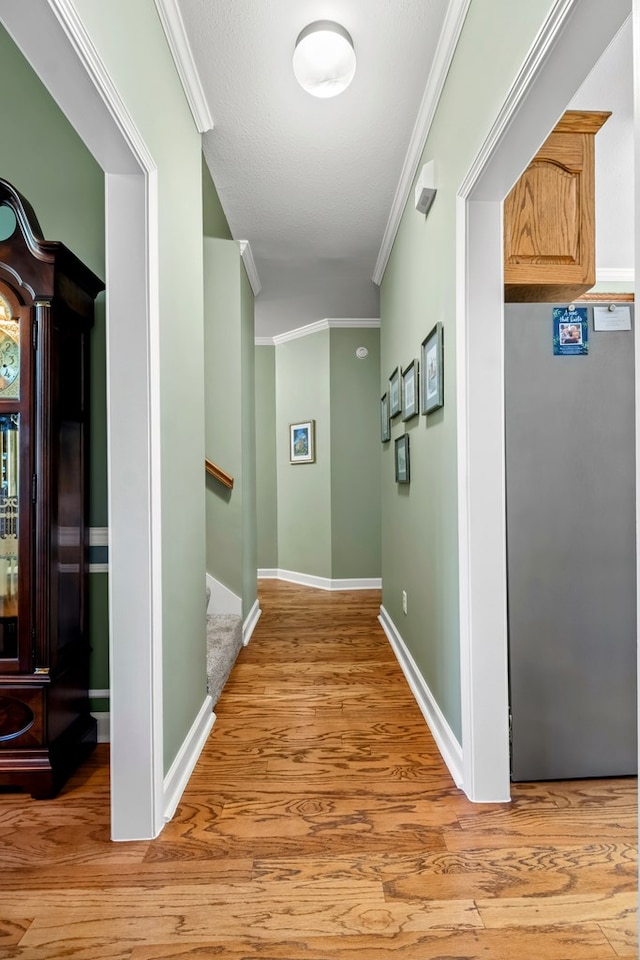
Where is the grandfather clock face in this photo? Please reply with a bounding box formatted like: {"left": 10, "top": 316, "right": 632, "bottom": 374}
{"left": 0, "top": 296, "right": 19, "bottom": 399}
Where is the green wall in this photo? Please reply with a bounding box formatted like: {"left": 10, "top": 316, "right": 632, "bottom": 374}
{"left": 203, "top": 239, "right": 257, "bottom": 615}
{"left": 76, "top": 0, "right": 208, "bottom": 772}
{"left": 379, "top": 0, "right": 557, "bottom": 742}
{"left": 0, "top": 25, "right": 109, "bottom": 693}
{"left": 255, "top": 347, "right": 278, "bottom": 569}
{"left": 276, "top": 332, "right": 332, "bottom": 578}
{"left": 267, "top": 326, "right": 381, "bottom": 581}
{"left": 203, "top": 156, "right": 232, "bottom": 241}
{"left": 241, "top": 266, "right": 258, "bottom": 613}
{"left": 330, "top": 329, "right": 381, "bottom": 579}
{"left": 204, "top": 239, "right": 243, "bottom": 599}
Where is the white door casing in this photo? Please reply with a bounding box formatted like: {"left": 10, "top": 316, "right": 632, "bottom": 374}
{"left": 457, "top": 0, "right": 633, "bottom": 801}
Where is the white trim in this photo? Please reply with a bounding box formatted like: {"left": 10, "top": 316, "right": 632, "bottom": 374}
{"left": 596, "top": 268, "right": 635, "bottom": 283}
{"left": 243, "top": 599, "right": 261, "bottom": 646}
{"left": 327, "top": 319, "right": 381, "bottom": 328}
{"left": 153, "top": 0, "right": 213, "bottom": 133}
{"left": 92, "top": 711, "right": 110, "bottom": 743}
{"left": 255, "top": 337, "right": 274, "bottom": 347}
{"left": 272, "top": 318, "right": 381, "bottom": 346}
{"left": 206, "top": 572, "right": 242, "bottom": 616}
{"left": 89, "top": 688, "right": 110, "bottom": 699}
{"left": 372, "top": 0, "right": 472, "bottom": 284}
{"left": 273, "top": 319, "right": 329, "bottom": 344}
{"left": 163, "top": 696, "right": 215, "bottom": 822}
{"left": 260, "top": 568, "right": 382, "bottom": 591}
{"left": 238, "top": 240, "right": 262, "bottom": 296}
{"left": 456, "top": 0, "right": 631, "bottom": 802}
{"left": 378, "top": 606, "right": 463, "bottom": 790}
{"left": 90, "top": 562, "right": 109, "bottom": 574}
{"left": 90, "top": 527, "right": 109, "bottom": 547}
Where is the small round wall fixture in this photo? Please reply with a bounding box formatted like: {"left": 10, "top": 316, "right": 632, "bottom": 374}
{"left": 293, "top": 21, "right": 356, "bottom": 99}
{"left": 356, "top": 346, "right": 368, "bottom": 359}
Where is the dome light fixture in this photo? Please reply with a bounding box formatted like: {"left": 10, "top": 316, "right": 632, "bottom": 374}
{"left": 293, "top": 21, "right": 356, "bottom": 99}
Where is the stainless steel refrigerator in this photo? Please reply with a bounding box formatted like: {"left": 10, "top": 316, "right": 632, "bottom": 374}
{"left": 505, "top": 303, "right": 637, "bottom": 781}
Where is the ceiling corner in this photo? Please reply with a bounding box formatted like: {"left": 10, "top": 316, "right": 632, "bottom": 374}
{"left": 154, "top": 0, "right": 214, "bottom": 133}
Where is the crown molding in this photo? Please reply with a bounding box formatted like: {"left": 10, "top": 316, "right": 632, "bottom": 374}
{"left": 266, "top": 317, "right": 381, "bottom": 346}
{"left": 153, "top": 0, "right": 213, "bottom": 133}
{"left": 596, "top": 268, "right": 635, "bottom": 283}
{"left": 238, "top": 240, "right": 262, "bottom": 296}
{"left": 273, "top": 319, "right": 328, "bottom": 345}
{"left": 327, "top": 318, "right": 381, "bottom": 328}
{"left": 458, "top": 0, "right": 580, "bottom": 200}
{"left": 372, "top": 0, "right": 472, "bottom": 285}
{"left": 255, "top": 337, "right": 275, "bottom": 347}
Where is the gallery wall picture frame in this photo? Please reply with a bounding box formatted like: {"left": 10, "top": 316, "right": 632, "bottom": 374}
{"left": 380, "top": 392, "right": 391, "bottom": 442}
{"left": 421, "top": 322, "right": 444, "bottom": 414}
{"left": 395, "top": 433, "right": 410, "bottom": 484}
{"left": 401, "top": 358, "right": 420, "bottom": 420}
{"left": 290, "top": 419, "right": 315, "bottom": 463}
{"left": 389, "top": 366, "right": 402, "bottom": 418}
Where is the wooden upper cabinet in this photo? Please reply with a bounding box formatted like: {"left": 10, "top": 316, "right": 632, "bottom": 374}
{"left": 504, "top": 110, "right": 610, "bottom": 302}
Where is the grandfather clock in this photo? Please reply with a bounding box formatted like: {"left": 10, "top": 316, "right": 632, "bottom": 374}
{"left": 0, "top": 179, "right": 104, "bottom": 798}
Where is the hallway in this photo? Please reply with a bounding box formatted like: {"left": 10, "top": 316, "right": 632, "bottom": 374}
{"left": 0, "top": 579, "right": 636, "bottom": 957}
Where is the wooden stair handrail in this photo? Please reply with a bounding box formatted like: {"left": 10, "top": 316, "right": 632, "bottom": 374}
{"left": 205, "top": 458, "right": 234, "bottom": 489}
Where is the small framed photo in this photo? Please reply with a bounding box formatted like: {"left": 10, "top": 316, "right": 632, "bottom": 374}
{"left": 394, "top": 434, "right": 410, "bottom": 484}
{"left": 402, "top": 359, "right": 419, "bottom": 420}
{"left": 290, "top": 420, "right": 315, "bottom": 463}
{"left": 421, "top": 322, "right": 444, "bottom": 414}
{"left": 380, "top": 393, "right": 390, "bottom": 442}
{"left": 389, "top": 366, "right": 401, "bottom": 418}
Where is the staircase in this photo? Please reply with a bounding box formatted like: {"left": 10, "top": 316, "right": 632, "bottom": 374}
{"left": 206, "top": 612, "right": 243, "bottom": 706}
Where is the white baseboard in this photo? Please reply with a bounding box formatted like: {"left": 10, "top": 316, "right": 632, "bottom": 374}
{"left": 243, "top": 598, "right": 261, "bottom": 646}
{"left": 163, "top": 695, "right": 215, "bottom": 822}
{"left": 206, "top": 572, "right": 242, "bottom": 616}
{"left": 92, "top": 711, "right": 110, "bottom": 743}
{"left": 258, "top": 568, "right": 382, "bottom": 591}
{"left": 378, "top": 605, "right": 463, "bottom": 790}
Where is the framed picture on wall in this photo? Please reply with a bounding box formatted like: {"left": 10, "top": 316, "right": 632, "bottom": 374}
{"left": 290, "top": 420, "right": 315, "bottom": 463}
{"left": 389, "top": 366, "right": 402, "bottom": 418}
{"left": 421, "top": 322, "right": 444, "bottom": 414}
{"left": 401, "top": 359, "right": 419, "bottom": 420}
{"left": 395, "top": 434, "right": 410, "bottom": 484}
{"left": 380, "top": 393, "right": 391, "bottom": 442}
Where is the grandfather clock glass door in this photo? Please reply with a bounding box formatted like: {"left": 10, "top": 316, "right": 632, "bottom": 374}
{"left": 0, "top": 284, "right": 31, "bottom": 673}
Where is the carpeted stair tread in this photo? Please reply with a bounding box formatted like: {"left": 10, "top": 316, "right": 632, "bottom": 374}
{"left": 206, "top": 613, "right": 243, "bottom": 706}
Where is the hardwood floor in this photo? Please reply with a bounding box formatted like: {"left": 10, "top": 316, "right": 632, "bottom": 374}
{"left": 0, "top": 578, "right": 636, "bottom": 959}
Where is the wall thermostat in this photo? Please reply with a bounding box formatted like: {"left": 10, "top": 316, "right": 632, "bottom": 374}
{"left": 356, "top": 346, "right": 368, "bottom": 359}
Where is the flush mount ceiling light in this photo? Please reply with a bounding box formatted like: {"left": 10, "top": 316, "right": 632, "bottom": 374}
{"left": 293, "top": 21, "right": 356, "bottom": 98}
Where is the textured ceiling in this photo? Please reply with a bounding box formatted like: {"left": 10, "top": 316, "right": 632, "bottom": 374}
{"left": 176, "top": 0, "right": 451, "bottom": 336}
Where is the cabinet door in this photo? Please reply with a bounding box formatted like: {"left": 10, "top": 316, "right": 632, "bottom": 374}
{"left": 504, "top": 111, "right": 609, "bottom": 302}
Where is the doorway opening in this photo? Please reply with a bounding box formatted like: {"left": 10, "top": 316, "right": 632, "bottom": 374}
{"left": 457, "top": 0, "right": 633, "bottom": 801}
{"left": 1, "top": 2, "right": 164, "bottom": 839}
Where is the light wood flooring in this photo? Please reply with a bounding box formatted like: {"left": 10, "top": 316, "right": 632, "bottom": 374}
{"left": 0, "top": 579, "right": 637, "bottom": 959}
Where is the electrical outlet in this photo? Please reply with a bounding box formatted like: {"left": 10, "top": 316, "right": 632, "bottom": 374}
{"left": 402, "top": 590, "right": 407, "bottom": 614}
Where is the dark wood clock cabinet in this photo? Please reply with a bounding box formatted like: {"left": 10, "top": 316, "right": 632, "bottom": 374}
{"left": 0, "top": 179, "right": 104, "bottom": 798}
